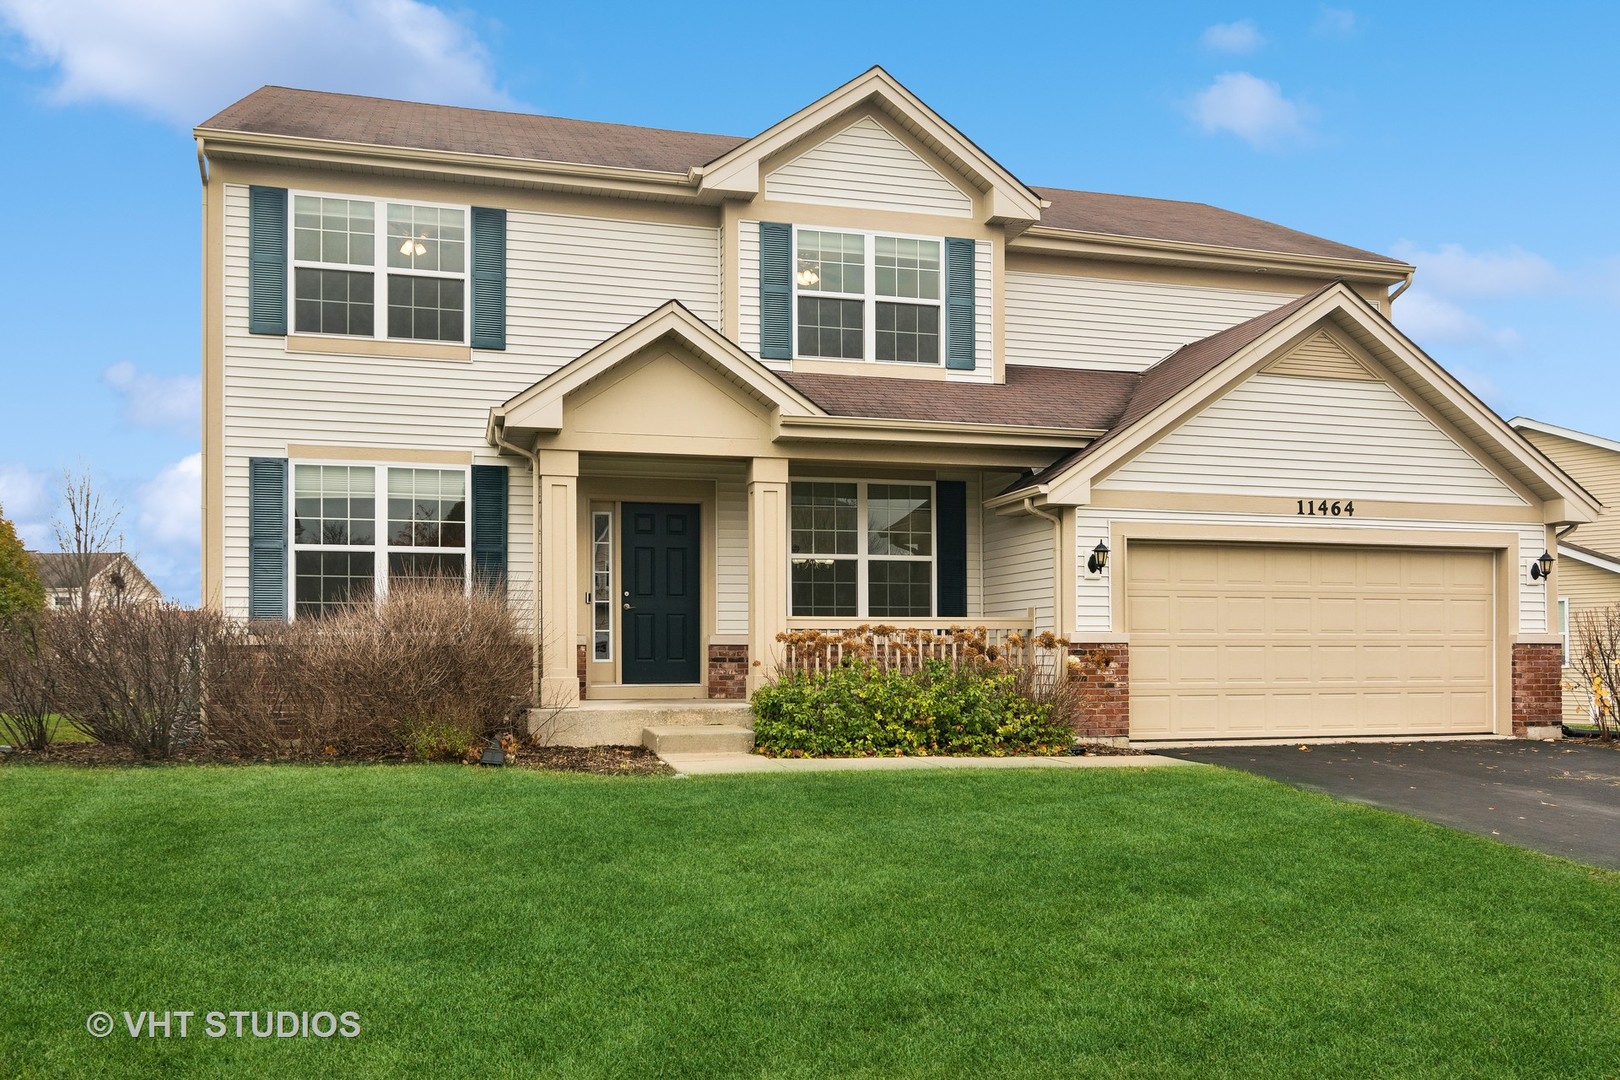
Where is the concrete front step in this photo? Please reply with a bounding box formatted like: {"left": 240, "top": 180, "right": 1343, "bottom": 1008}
{"left": 642, "top": 724, "right": 756, "bottom": 755}
{"left": 533, "top": 701, "right": 753, "bottom": 747}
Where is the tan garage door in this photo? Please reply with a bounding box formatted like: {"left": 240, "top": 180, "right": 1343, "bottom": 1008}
{"left": 1128, "top": 542, "right": 1495, "bottom": 740}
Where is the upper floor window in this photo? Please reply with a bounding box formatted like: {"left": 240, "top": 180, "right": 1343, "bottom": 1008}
{"left": 794, "top": 229, "right": 942, "bottom": 365}
{"left": 291, "top": 194, "right": 467, "bottom": 344}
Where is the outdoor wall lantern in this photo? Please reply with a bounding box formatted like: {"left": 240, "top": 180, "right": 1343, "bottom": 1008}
{"left": 1530, "top": 549, "right": 1555, "bottom": 582}
{"left": 1087, "top": 541, "right": 1110, "bottom": 575}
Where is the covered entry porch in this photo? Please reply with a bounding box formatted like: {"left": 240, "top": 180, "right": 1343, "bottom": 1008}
{"left": 486, "top": 303, "right": 1086, "bottom": 713}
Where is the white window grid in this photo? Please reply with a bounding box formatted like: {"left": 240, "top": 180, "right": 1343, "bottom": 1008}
{"left": 790, "top": 227, "right": 944, "bottom": 366}
{"left": 591, "top": 510, "right": 613, "bottom": 662}
{"left": 1559, "top": 597, "right": 1570, "bottom": 667}
{"left": 287, "top": 189, "right": 470, "bottom": 345}
{"left": 287, "top": 461, "right": 472, "bottom": 620}
{"left": 789, "top": 479, "right": 937, "bottom": 618}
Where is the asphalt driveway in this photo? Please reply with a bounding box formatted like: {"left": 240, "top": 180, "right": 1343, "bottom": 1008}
{"left": 1168, "top": 740, "right": 1620, "bottom": 870}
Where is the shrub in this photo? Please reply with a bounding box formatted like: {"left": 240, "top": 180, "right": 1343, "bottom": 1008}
{"left": 203, "top": 579, "right": 533, "bottom": 760}
{"left": 751, "top": 658, "right": 1072, "bottom": 758}
{"left": 0, "top": 613, "right": 59, "bottom": 751}
{"left": 50, "top": 603, "right": 235, "bottom": 759}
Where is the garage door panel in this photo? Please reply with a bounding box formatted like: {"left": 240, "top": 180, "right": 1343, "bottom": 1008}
{"left": 1129, "top": 542, "right": 1495, "bottom": 740}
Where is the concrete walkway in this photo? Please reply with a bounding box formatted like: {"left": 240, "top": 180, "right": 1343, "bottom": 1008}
{"left": 659, "top": 751, "right": 1195, "bottom": 776}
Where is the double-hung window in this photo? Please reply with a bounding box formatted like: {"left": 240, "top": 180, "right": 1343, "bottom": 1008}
{"left": 291, "top": 463, "right": 468, "bottom": 618}
{"left": 794, "top": 229, "right": 942, "bottom": 364}
{"left": 790, "top": 481, "right": 934, "bottom": 618}
{"left": 291, "top": 194, "right": 468, "bottom": 343}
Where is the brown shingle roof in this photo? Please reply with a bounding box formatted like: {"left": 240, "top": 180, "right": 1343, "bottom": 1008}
{"left": 1035, "top": 187, "right": 1403, "bottom": 266}
{"left": 198, "top": 86, "right": 746, "bottom": 174}
{"left": 199, "top": 87, "right": 1402, "bottom": 267}
{"left": 781, "top": 366, "right": 1138, "bottom": 431}
{"left": 28, "top": 552, "right": 122, "bottom": 591}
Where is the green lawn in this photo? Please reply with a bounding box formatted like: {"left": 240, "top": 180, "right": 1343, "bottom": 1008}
{"left": 1, "top": 765, "right": 1617, "bottom": 1078}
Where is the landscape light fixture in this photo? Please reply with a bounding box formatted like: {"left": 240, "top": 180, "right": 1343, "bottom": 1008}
{"left": 1087, "top": 541, "right": 1110, "bottom": 575}
{"left": 1531, "top": 550, "right": 1554, "bottom": 582}
{"left": 478, "top": 737, "right": 507, "bottom": 766}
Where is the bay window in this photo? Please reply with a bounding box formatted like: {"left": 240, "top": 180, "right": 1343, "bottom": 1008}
{"left": 794, "top": 229, "right": 942, "bottom": 364}
{"left": 291, "top": 193, "right": 467, "bottom": 343}
{"left": 292, "top": 463, "right": 468, "bottom": 618}
{"left": 790, "top": 481, "right": 934, "bottom": 618}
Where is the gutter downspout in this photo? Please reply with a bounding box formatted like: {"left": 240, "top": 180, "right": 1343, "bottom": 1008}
{"left": 1022, "top": 497, "right": 1065, "bottom": 637}
{"left": 1388, "top": 269, "right": 1414, "bottom": 305}
{"left": 196, "top": 137, "right": 209, "bottom": 185}
{"left": 491, "top": 416, "right": 544, "bottom": 706}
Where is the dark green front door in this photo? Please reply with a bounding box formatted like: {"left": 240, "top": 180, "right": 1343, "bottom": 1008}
{"left": 622, "top": 503, "right": 701, "bottom": 684}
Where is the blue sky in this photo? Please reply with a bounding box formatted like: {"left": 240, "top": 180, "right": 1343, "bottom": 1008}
{"left": 2, "top": 1, "right": 1618, "bottom": 602}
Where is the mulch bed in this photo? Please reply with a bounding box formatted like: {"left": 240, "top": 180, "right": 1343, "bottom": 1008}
{"left": 0, "top": 741, "right": 672, "bottom": 775}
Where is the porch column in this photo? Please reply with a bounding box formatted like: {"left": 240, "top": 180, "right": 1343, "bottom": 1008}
{"left": 537, "top": 449, "right": 580, "bottom": 708}
{"left": 747, "top": 457, "right": 790, "bottom": 695}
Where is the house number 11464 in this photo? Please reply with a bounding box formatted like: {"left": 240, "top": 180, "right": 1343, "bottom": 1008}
{"left": 1296, "top": 499, "right": 1354, "bottom": 517}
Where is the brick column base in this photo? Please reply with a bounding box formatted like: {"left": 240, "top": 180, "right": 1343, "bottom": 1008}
{"left": 708, "top": 644, "right": 748, "bottom": 699}
{"left": 576, "top": 643, "right": 587, "bottom": 701}
{"left": 1069, "top": 642, "right": 1129, "bottom": 741}
{"left": 1512, "top": 642, "right": 1562, "bottom": 738}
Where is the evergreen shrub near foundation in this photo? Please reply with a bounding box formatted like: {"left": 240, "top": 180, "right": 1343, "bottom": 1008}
{"left": 750, "top": 658, "right": 1072, "bottom": 757}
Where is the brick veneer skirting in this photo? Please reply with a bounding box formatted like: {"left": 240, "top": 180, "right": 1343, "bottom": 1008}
{"left": 708, "top": 644, "right": 748, "bottom": 699}
{"left": 1069, "top": 642, "right": 1129, "bottom": 740}
{"left": 1512, "top": 642, "right": 1562, "bottom": 737}
{"left": 576, "top": 643, "right": 587, "bottom": 701}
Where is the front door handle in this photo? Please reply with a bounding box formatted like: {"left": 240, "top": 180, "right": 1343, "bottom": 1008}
{"left": 623, "top": 602, "right": 634, "bottom": 611}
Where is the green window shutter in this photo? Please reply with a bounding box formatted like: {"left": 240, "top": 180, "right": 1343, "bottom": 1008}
{"left": 247, "top": 457, "right": 288, "bottom": 620}
{"left": 247, "top": 186, "right": 287, "bottom": 336}
{"left": 759, "top": 222, "right": 792, "bottom": 359}
{"left": 935, "top": 480, "right": 968, "bottom": 618}
{"left": 471, "top": 464, "right": 509, "bottom": 590}
{"left": 944, "top": 237, "right": 976, "bottom": 371}
{"left": 471, "top": 207, "right": 507, "bottom": 350}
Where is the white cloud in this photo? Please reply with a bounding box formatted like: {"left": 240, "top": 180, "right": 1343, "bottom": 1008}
{"left": 1314, "top": 7, "right": 1357, "bottom": 36}
{"left": 0, "top": 0, "right": 510, "bottom": 125}
{"left": 1188, "top": 72, "right": 1311, "bottom": 147}
{"left": 1393, "top": 290, "right": 1521, "bottom": 349}
{"left": 0, "top": 463, "right": 52, "bottom": 548}
{"left": 1200, "top": 20, "right": 1264, "bottom": 53}
{"left": 1391, "top": 241, "right": 1560, "bottom": 300}
{"left": 136, "top": 453, "right": 201, "bottom": 549}
{"left": 102, "top": 361, "right": 201, "bottom": 433}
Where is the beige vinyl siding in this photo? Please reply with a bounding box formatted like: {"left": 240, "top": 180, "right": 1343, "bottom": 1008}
{"left": 1073, "top": 508, "right": 1547, "bottom": 638}
{"left": 1521, "top": 430, "right": 1620, "bottom": 554}
{"left": 1003, "top": 271, "right": 1298, "bottom": 371}
{"left": 505, "top": 207, "right": 720, "bottom": 368}
{"left": 737, "top": 220, "right": 766, "bottom": 365}
{"left": 1265, "top": 331, "right": 1375, "bottom": 380}
{"left": 220, "top": 185, "right": 720, "bottom": 617}
{"left": 764, "top": 116, "right": 974, "bottom": 218}
{"left": 582, "top": 457, "right": 749, "bottom": 639}
{"left": 1558, "top": 558, "right": 1620, "bottom": 722}
{"left": 1098, "top": 374, "right": 1528, "bottom": 506}
{"left": 982, "top": 496, "right": 1055, "bottom": 631}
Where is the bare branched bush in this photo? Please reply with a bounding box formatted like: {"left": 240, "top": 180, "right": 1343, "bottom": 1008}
{"left": 0, "top": 614, "right": 61, "bottom": 751}
{"left": 1569, "top": 606, "right": 1620, "bottom": 738}
{"left": 50, "top": 603, "right": 232, "bottom": 758}
{"left": 204, "top": 579, "right": 534, "bottom": 759}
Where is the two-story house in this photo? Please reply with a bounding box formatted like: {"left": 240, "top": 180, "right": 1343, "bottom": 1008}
{"left": 1511, "top": 417, "right": 1620, "bottom": 723}
{"left": 196, "top": 68, "right": 1597, "bottom": 745}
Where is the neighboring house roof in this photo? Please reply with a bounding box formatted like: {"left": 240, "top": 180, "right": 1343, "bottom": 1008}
{"left": 197, "top": 84, "right": 1397, "bottom": 268}
{"left": 1561, "top": 542, "right": 1620, "bottom": 577}
{"left": 27, "top": 552, "right": 160, "bottom": 598}
{"left": 780, "top": 366, "right": 1137, "bottom": 432}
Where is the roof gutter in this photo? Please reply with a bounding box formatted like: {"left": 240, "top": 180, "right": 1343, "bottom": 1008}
{"left": 1388, "top": 268, "right": 1414, "bottom": 305}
